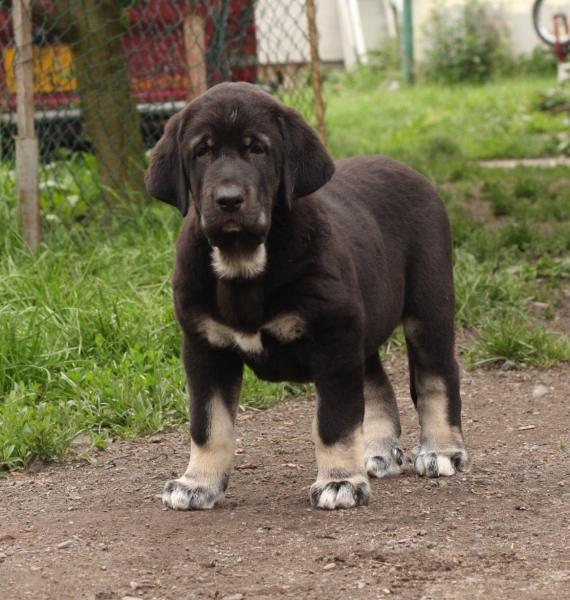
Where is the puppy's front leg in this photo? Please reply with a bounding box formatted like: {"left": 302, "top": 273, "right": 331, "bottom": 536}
{"left": 310, "top": 339, "right": 371, "bottom": 510}
{"left": 162, "top": 336, "right": 242, "bottom": 510}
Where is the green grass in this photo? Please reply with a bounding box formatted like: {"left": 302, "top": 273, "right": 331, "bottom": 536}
{"left": 0, "top": 194, "right": 303, "bottom": 473}
{"left": 326, "top": 76, "right": 565, "bottom": 162}
{"left": 1, "top": 74, "right": 570, "bottom": 472}
{"left": 466, "top": 319, "right": 570, "bottom": 367}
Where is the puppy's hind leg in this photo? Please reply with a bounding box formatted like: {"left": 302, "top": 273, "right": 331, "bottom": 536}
{"left": 403, "top": 315, "right": 471, "bottom": 478}
{"left": 363, "top": 353, "right": 408, "bottom": 478}
{"left": 161, "top": 337, "right": 243, "bottom": 510}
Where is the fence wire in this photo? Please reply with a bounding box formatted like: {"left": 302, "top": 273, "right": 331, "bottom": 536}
{"left": 0, "top": 0, "right": 324, "bottom": 227}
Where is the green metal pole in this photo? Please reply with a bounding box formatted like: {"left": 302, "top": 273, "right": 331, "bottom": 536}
{"left": 402, "top": 0, "right": 414, "bottom": 84}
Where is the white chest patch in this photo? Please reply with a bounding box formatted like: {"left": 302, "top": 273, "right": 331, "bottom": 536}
{"left": 211, "top": 244, "right": 267, "bottom": 280}
{"left": 197, "top": 314, "right": 307, "bottom": 354}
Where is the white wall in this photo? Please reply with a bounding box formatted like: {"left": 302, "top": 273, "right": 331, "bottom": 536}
{"left": 254, "top": 0, "right": 387, "bottom": 65}
{"left": 255, "top": 0, "right": 548, "bottom": 68}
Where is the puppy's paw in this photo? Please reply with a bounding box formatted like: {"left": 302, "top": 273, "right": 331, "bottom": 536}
{"left": 310, "top": 475, "right": 371, "bottom": 510}
{"left": 365, "top": 442, "right": 408, "bottom": 478}
{"left": 161, "top": 477, "right": 225, "bottom": 510}
{"left": 412, "top": 445, "right": 471, "bottom": 478}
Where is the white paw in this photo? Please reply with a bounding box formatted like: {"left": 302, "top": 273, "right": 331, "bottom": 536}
{"left": 161, "top": 477, "right": 225, "bottom": 510}
{"left": 365, "top": 443, "right": 408, "bottom": 478}
{"left": 412, "top": 445, "right": 471, "bottom": 478}
{"left": 310, "top": 475, "right": 371, "bottom": 510}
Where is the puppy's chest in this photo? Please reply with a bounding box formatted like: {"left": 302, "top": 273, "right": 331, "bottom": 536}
{"left": 197, "top": 313, "right": 308, "bottom": 355}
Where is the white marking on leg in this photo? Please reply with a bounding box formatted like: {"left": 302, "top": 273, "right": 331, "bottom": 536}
{"left": 363, "top": 381, "right": 406, "bottom": 477}
{"left": 413, "top": 376, "right": 470, "bottom": 477}
{"left": 313, "top": 417, "right": 366, "bottom": 476}
{"left": 310, "top": 414, "right": 370, "bottom": 510}
{"left": 211, "top": 244, "right": 266, "bottom": 279}
{"left": 163, "top": 394, "right": 236, "bottom": 510}
{"left": 186, "top": 394, "right": 235, "bottom": 479}
{"left": 416, "top": 377, "right": 461, "bottom": 447}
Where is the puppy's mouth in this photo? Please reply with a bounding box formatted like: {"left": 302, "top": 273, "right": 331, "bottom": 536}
{"left": 221, "top": 222, "right": 242, "bottom": 233}
{"left": 203, "top": 217, "right": 268, "bottom": 251}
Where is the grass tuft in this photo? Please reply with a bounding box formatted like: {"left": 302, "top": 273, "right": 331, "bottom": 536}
{"left": 466, "top": 319, "right": 570, "bottom": 367}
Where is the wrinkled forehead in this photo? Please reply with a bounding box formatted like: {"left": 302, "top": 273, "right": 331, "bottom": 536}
{"left": 181, "top": 95, "right": 281, "bottom": 149}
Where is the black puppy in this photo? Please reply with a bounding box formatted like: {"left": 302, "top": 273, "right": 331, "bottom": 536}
{"left": 145, "top": 82, "right": 470, "bottom": 510}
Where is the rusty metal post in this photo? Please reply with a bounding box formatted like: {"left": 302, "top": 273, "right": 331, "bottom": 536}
{"left": 13, "top": 0, "right": 40, "bottom": 251}
{"left": 184, "top": 0, "right": 208, "bottom": 102}
{"left": 306, "top": 0, "right": 327, "bottom": 146}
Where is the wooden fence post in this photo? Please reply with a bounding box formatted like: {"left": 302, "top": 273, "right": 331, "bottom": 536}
{"left": 184, "top": 0, "right": 208, "bottom": 102}
{"left": 13, "top": 0, "right": 41, "bottom": 251}
{"left": 306, "top": 0, "right": 327, "bottom": 146}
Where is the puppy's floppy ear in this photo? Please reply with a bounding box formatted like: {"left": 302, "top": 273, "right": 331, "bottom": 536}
{"left": 145, "top": 112, "right": 190, "bottom": 216}
{"left": 278, "top": 106, "right": 335, "bottom": 208}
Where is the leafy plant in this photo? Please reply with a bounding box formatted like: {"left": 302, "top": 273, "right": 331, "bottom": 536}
{"left": 423, "top": 0, "right": 513, "bottom": 84}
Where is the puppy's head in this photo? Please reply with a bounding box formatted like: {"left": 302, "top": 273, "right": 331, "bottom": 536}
{"left": 145, "top": 82, "right": 334, "bottom": 275}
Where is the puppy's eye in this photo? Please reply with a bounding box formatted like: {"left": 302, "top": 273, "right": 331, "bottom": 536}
{"left": 250, "top": 144, "right": 265, "bottom": 156}
{"left": 195, "top": 147, "right": 211, "bottom": 159}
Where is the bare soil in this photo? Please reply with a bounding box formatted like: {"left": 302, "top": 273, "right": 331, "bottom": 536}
{"left": 1, "top": 356, "right": 570, "bottom": 600}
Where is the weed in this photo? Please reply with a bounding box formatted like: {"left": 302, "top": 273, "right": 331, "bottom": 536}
{"left": 466, "top": 318, "right": 570, "bottom": 367}
{"left": 422, "top": 0, "right": 513, "bottom": 84}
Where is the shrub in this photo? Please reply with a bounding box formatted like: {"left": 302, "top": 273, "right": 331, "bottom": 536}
{"left": 423, "top": 0, "right": 513, "bottom": 84}
{"left": 515, "top": 46, "right": 558, "bottom": 77}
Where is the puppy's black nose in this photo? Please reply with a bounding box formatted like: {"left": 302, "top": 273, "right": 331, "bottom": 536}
{"left": 215, "top": 186, "right": 244, "bottom": 213}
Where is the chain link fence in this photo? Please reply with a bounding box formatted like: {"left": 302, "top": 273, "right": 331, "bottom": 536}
{"left": 1, "top": 0, "right": 325, "bottom": 229}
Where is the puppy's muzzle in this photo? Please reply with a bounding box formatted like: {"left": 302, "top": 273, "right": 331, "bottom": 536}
{"left": 215, "top": 186, "right": 245, "bottom": 213}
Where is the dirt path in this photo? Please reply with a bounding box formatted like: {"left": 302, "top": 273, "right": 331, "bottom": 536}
{"left": 1, "top": 357, "right": 569, "bottom": 600}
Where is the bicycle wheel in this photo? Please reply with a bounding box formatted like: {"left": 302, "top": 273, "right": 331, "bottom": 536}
{"left": 533, "top": 0, "right": 570, "bottom": 47}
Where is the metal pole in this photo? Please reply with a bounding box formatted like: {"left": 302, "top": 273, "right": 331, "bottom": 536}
{"left": 13, "top": 0, "right": 41, "bottom": 251}
{"left": 402, "top": 0, "right": 414, "bottom": 84}
{"left": 306, "top": 0, "right": 327, "bottom": 146}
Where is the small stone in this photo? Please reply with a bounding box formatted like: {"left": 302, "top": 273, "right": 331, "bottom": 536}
{"left": 501, "top": 360, "right": 518, "bottom": 371}
{"left": 130, "top": 581, "right": 140, "bottom": 590}
{"left": 418, "top": 530, "right": 427, "bottom": 536}
{"left": 57, "top": 540, "right": 72, "bottom": 549}
{"left": 323, "top": 562, "right": 336, "bottom": 570}
{"left": 532, "top": 384, "right": 549, "bottom": 398}
{"left": 149, "top": 435, "right": 165, "bottom": 444}
{"left": 357, "top": 581, "right": 366, "bottom": 589}
{"left": 383, "top": 589, "right": 392, "bottom": 595}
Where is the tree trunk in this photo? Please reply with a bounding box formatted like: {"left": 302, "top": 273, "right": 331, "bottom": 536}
{"left": 32, "top": 0, "right": 147, "bottom": 207}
